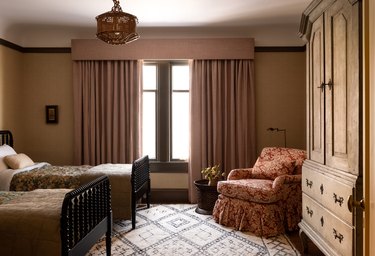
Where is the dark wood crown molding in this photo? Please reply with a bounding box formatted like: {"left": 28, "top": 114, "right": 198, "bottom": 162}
{"left": 0, "top": 38, "right": 71, "bottom": 53}
{"left": 255, "top": 46, "right": 306, "bottom": 52}
{"left": 1, "top": 38, "right": 305, "bottom": 54}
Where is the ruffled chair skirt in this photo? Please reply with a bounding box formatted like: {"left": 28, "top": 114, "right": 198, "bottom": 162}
{"left": 213, "top": 194, "right": 286, "bottom": 237}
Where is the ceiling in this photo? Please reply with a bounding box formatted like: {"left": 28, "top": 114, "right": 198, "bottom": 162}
{"left": 0, "top": 0, "right": 311, "bottom": 48}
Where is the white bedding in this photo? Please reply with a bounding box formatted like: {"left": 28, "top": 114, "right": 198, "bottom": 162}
{"left": 0, "top": 162, "right": 49, "bottom": 191}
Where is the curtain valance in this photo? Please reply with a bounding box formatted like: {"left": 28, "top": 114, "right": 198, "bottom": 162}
{"left": 71, "top": 38, "right": 254, "bottom": 60}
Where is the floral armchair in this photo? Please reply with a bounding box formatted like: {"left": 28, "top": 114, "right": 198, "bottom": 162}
{"left": 212, "top": 147, "right": 306, "bottom": 237}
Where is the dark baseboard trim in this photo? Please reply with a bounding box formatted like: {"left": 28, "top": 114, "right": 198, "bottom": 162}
{"left": 150, "top": 188, "right": 189, "bottom": 204}
{"left": 255, "top": 46, "right": 306, "bottom": 52}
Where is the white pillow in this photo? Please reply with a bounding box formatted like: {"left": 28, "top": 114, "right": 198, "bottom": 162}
{"left": 4, "top": 153, "right": 35, "bottom": 169}
{"left": 0, "top": 158, "right": 8, "bottom": 171}
{"left": 0, "top": 145, "right": 17, "bottom": 170}
{"left": 0, "top": 144, "right": 17, "bottom": 157}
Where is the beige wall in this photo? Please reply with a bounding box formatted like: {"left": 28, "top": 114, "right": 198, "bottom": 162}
{"left": 0, "top": 46, "right": 23, "bottom": 143}
{"left": 20, "top": 53, "right": 74, "bottom": 165}
{"left": 0, "top": 46, "right": 306, "bottom": 189}
{"left": 255, "top": 51, "right": 306, "bottom": 155}
{"left": 0, "top": 46, "right": 74, "bottom": 165}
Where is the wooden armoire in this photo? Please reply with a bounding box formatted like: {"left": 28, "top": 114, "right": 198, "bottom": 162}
{"left": 298, "top": 0, "right": 364, "bottom": 255}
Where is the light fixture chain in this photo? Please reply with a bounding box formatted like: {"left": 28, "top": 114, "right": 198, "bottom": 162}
{"left": 112, "top": 0, "right": 123, "bottom": 12}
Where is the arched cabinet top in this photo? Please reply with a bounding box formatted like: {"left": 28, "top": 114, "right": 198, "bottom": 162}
{"left": 298, "top": 0, "right": 359, "bottom": 42}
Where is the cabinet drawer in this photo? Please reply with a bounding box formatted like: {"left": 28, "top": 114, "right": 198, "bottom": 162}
{"left": 302, "top": 165, "right": 353, "bottom": 224}
{"left": 302, "top": 166, "right": 321, "bottom": 197}
{"left": 302, "top": 194, "right": 353, "bottom": 256}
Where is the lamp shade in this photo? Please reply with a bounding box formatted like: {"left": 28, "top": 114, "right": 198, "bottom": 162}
{"left": 96, "top": 0, "right": 139, "bottom": 45}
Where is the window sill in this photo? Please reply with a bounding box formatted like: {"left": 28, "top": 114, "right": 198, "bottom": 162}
{"left": 149, "top": 161, "right": 188, "bottom": 173}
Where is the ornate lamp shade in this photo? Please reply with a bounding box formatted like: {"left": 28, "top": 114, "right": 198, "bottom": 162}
{"left": 96, "top": 0, "right": 140, "bottom": 45}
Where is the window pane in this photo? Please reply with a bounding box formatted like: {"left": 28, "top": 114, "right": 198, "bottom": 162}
{"left": 172, "top": 92, "right": 189, "bottom": 160}
{"left": 142, "top": 92, "right": 156, "bottom": 159}
{"left": 172, "top": 65, "right": 189, "bottom": 90}
{"left": 143, "top": 65, "right": 157, "bottom": 90}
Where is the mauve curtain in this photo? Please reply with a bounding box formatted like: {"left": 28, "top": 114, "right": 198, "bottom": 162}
{"left": 189, "top": 59, "right": 257, "bottom": 202}
{"left": 73, "top": 60, "right": 141, "bottom": 165}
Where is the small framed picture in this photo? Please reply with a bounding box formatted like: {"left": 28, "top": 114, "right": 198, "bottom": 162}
{"left": 46, "top": 105, "right": 58, "bottom": 124}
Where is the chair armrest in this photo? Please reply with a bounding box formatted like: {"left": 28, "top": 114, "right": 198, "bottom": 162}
{"left": 272, "top": 174, "right": 302, "bottom": 189}
{"left": 283, "top": 174, "right": 302, "bottom": 184}
{"left": 227, "top": 168, "right": 253, "bottom": 180}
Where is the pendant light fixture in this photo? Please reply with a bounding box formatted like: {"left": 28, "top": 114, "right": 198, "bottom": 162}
{"left": 96, "top": 0, "right": 139, "bottom": 45}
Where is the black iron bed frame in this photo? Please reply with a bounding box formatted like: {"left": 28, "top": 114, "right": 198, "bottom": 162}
{"left": 0, "top": 130, "right": 13, "bottom": 147}
{"left": 1, "top": 130, "right": 151, "bottom": 230}
{"left": 61, "top": 175, "right": 112, "bottom": 256}
{"left": 131, "top": 155, "right": 151, "bottom": 229}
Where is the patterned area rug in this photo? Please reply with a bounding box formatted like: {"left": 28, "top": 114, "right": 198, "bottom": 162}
{"left": 88, "top": 204, "right": 300, "bottom": 256}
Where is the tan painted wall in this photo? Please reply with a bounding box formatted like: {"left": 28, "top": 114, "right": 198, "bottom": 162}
{"left": 0, "top": 46, "right": 306, "bottom": 189}
{"left": 0, "top": 46, "right": 23, "bottom": 143}
{"left": 0, "top": 46, "right": 74, "bottom": 165}
{"left": 20, "top": 53, "right": 74, "bottom": 165}
{"left": 255, "top": 51, "right": 306, "bottom": 155}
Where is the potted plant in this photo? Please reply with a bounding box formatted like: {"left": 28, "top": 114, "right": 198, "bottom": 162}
{"left": 201, "top": 164, "right": 225, "bottom": 186}
{"left": 194, "top": 164, "right": 225, "bottom": 215}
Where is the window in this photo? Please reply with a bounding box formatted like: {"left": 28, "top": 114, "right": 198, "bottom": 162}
{"left": 142, "top": 61, "right": 190, "bottom": 168}
{"left": 142, "top": 65, "right": 157, "bottom": 159}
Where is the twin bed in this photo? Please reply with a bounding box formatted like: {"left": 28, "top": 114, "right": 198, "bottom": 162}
{"left": 0, "top": 130, "right": 150, "bottom": 222}
{"left": 0, "top": 130, "right": 151, "bottom": 254}
{"left": 0, "top": 175, "right": 112, "bottom": 256}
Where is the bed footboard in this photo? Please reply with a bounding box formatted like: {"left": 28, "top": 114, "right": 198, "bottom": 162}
{"left": 131, "top": 155, "right": 151, "bottom": 229}
{"left": 60, "top": 175, "right": 112, "bottom": 256}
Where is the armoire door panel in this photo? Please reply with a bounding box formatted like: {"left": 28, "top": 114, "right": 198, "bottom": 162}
{"left": 331, "top": 14, "right": 348, "bottom": 157}
{"left": 324, "top": 0, "right": 358, "bottom": 174}
{"left": 299, "top": 0, "right": 362, "bottom": 255}
{"left": 310, "top": 15, "right": 325, "bottom": 165}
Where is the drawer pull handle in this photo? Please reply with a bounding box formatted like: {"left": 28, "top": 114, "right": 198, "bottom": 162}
{"left": 320, "top": 216, "right": 324, "bottom": 227}
{"left": 320, "top": 184, "right": 324, "bottom": 194}
{"left": 306, "top": 179, "right": 313, "bottom": 188}
{"left": 306, "top": 206, "right": 313, "bottom": 217}
{"left": 333, "top": 228, "right": 344, "bottom": 243}
{"left": 333, "top": 193, "right": 344, "bottom": 207}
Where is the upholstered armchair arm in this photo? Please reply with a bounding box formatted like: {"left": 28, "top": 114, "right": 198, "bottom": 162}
{"left": 272, "top": 174, "right": 302, "bottom": 189}
{"left": 282, "top": 174, "right": 302, "bottom": 184}
{"left": 227, "top": 168, "right": 253, "bottom": 180}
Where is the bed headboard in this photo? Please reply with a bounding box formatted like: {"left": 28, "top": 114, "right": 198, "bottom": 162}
{"left": 0, "top": 130, "right": 13, "bottom": 147}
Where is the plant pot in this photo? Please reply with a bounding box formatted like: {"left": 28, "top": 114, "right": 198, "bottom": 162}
{"left": 194, "top": 179, "right": 219, "bottom": 215}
